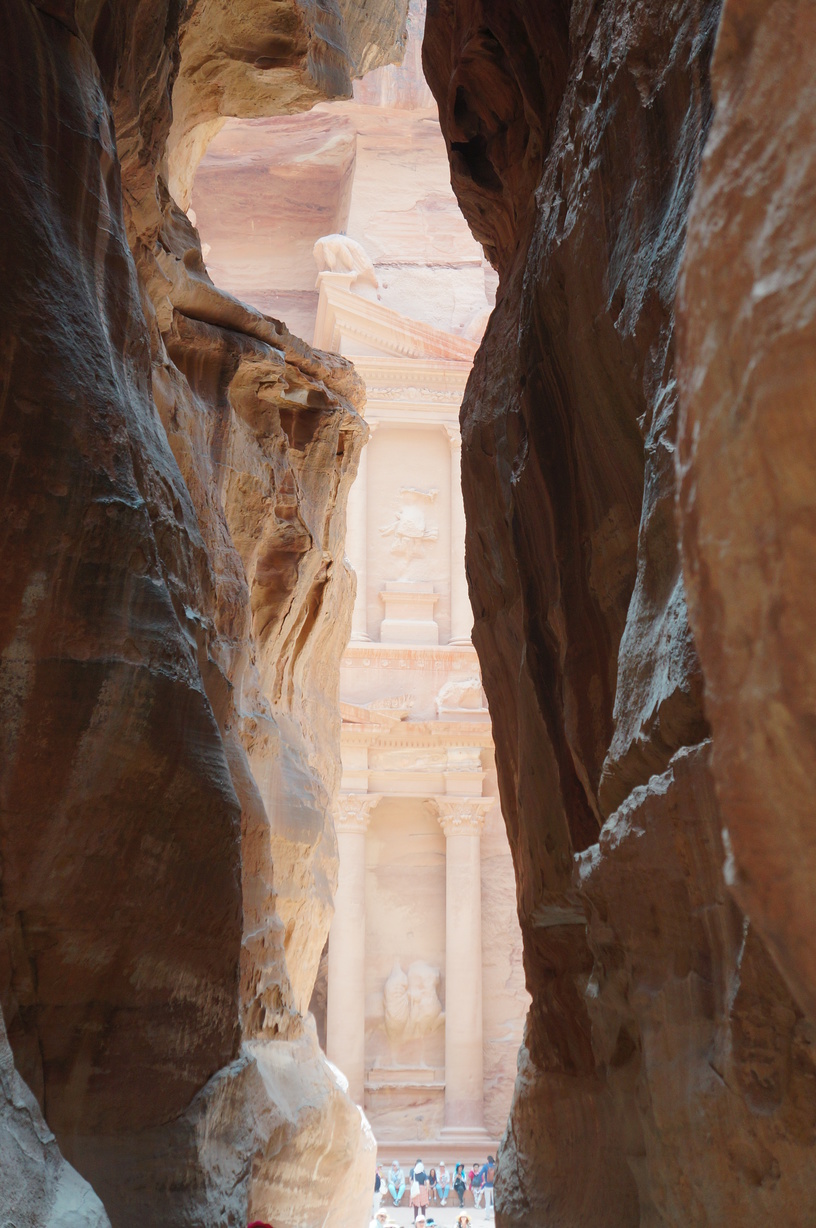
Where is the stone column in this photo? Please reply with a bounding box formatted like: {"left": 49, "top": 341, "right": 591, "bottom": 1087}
{"left": 446, "top": 427, "right": 473, "bottom": 643}
{"left": 347, "top": 427, "right": 373, "bottom": 640}
{"left": 327, "top": 793, "right": 381, "bottom": 1104}
{"left": 434, "top": 797, "right": 492, "bottom": 1127}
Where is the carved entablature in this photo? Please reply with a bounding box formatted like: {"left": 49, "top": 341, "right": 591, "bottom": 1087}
{"left": 335, "top": 792, "right": 382, "bottom": 834}
{"left": 431, "top": 797, "right": 492, "bottom": 837}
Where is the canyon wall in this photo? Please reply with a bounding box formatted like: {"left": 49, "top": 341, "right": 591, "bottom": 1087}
{"left": 0, "top": 0, "right": 406, "bottom": 1224}
{"left": 424, "top": 1, "right": 816, "bottom": 1225}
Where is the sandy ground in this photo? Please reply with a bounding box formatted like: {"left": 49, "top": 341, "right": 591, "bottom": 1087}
{"left": 369, "top": 1197, "right": 495, "bottom": 1228}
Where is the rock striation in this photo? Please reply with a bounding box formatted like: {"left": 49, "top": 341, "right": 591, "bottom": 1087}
{"left": 424, "top": 1, "right": 816, "bottom": 1224}
{"left": 0, "top": 0, "right": 406, "bottom": 1223}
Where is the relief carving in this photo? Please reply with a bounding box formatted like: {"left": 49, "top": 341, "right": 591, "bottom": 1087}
{"left": 383, "top": 960, "right": 444, "bottom": 1042}
{"left": 366, "top": 694, "right": 415, "bottom": 720}
{"left": 379, "top": 487, "right": 438, "bottom": 560}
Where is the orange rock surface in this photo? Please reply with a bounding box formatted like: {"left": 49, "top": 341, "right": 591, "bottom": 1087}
{"left": 424, "top": 1, "right": 816, "bottom": 1224}
{"left": 0, "top": 0, "right": 405, "bottom": 1223}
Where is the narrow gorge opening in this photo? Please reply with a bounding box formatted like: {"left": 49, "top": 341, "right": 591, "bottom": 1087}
{"left": 187, "top": 0, "right": 528, "bottom": 1206}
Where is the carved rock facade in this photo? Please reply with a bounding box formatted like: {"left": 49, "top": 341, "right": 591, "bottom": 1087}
{"left": 424, "top": 1, "right": 816, "bottom": 1225}
{"left": 0, "top": 0, "right": 406, "bottom": 1224}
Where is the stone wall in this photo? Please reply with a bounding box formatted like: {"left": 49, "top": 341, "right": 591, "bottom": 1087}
{"left": 423, "top": 1, "right": 816, "bottom": 1225}
{"left": 0, "top": 0, "right": 407, "bottom": 1223}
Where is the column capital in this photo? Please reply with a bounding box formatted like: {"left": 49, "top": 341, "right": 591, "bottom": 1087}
{"left": 431, "top": 796, "right": 492, "bottom": 837}
{"left": 335, "top": 792, "right": 382, "bottom": 834}
{"left": 444, "top": 423, "right": 461, "bottom": 449}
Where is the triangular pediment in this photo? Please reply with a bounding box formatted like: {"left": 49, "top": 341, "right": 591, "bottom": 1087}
{"left": 313, "top": 274, "right": 478, "bottom": 362}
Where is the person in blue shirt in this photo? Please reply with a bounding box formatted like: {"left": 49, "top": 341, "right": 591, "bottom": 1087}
{"left": 472, "top": 1156, "right": 496, "bottom": 1217}
{"left": 388, "top": 1160, "right": 406, "bottom": 1206}
{"left": 436, "top": 1161, "right": 451, "bottom": 1206}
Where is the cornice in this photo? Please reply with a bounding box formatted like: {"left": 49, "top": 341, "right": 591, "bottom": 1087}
{"left": 340, "top": 721, "right": 493, "bottom": 749}
{"left": 341, "top": 643, "right": 479, "bottom": 669}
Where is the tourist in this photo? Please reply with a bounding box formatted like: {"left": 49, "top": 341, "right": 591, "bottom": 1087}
{"left": 456, "top": 1215, "right": 472, "bottom": 1228}
{"left": 453, "top": 1163, "right": 467, "bottom": 1208}
{"left": 410, "top": 1159, "right": 430, "bottom": 1220}
{"left": 436, "top": 1161, "right": 450, "bottom": 1205}
{"left": 372, "top": 1164, "right": 384, "bottom": 1217}
{"left": 470, "top": 1156, "right": 495, "bottom": 1217}
{"left": 371, "top": 1211, "right": 396, "bottom": 1228}
{"left": 482, "top": 1156, "right": 496, "bottom": 1217}
{"left": 428, "top": 1166, "right": 438, "bottom": 1204}
{"left": 469, "top": 1162, "right": 484, "bottom": 1209}
{"left": 388, "top": 1160, "right": 405, "bottom": 1206}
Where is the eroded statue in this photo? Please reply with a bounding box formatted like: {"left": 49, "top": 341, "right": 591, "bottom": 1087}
{"left": 313, "top": 233, "right": 379, "bottom": 288}
{"left": 435, "top": 675, "right": 484, "bottom": 713}
{"left": 379, "top": 487, "right": 438, "bottom": 560}
{"left": 383, "top": 960, "right": 444, "bottom": 1042}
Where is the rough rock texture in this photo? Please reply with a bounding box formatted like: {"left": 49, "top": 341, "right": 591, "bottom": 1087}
{"left": 168, "top": 0, "right": 410, "bottom": 205}
{"left": 0, "top": 0, "right": 406, "bottom": 1222}
{"left": 677, "top": 0, "right": 816, "bottom": 1027}
{"left": 424, "top": 1, "right": 816, "bottom": 1224}
{"left": 0, "top": 1011, "right": 111, "bottom": 1228}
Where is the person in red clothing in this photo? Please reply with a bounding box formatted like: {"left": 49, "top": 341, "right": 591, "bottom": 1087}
{"left": 248, "top": 1221, "right": 273, "bottom": 1227}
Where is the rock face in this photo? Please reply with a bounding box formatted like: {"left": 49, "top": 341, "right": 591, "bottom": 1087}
{"left": 677, "top": 0, "right": 816, "bottom": 1028}
{"left": 424, "top": 1, "right": 816, "bottom": 1225}
{"left": 0, "top": 0, "right": 406, "bottom": 1223}
{"left": 0, "top": 1010, "right": 111, "bottom": 1228}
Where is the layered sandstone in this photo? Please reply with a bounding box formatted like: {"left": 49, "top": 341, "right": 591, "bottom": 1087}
{"left": 424, "top": 1, "right": 816, "bottom": 1225}
{"left": 0, "top": 0, "right": 406, "bottom": 1223}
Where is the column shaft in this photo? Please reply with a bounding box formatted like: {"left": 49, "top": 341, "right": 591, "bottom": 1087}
{"left": 326, "top": 795, "right": 379, "bottom": 1104}
{"left": 447, "top": 428, "right": 472, "bottom": 643}
{"left": 347, "top": 431, "right": 369, "bottom": 640}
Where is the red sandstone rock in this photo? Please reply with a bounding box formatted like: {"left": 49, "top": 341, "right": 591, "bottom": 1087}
{"left": 424, "top": 1, "right": 816, "bottom": 1224}
{"left": 0, "top": 0, "right": 406, "bottom": 1222}
{"left": 677, "top": 0, "right": 816, "bottom": 1028}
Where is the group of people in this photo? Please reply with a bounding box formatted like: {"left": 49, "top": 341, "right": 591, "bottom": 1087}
{"left": 373, "top": 1157, "right": 496, "bottom": 1222}
{"left": 371, "top": 1213, "right": 472, "bottom": 1228}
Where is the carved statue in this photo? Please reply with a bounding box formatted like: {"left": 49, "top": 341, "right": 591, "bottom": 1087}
{"left": 383, "top": 960, "right": 444, "bottom": 1043}
{"left": 379, "top": 487, "right": 438, "bottom": 560}
{"left": 435, "top": 675, "right": 484, "bottom": 713}
{"left": 313, "top": 233, "right": 378, "bottom": 288}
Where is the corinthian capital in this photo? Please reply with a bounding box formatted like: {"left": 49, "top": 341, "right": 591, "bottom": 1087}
{"left": 431, "top": 796, "right": 492, "bottom": 837}
{"left": 335, "top": 792, "right": 382, "bottom": 834}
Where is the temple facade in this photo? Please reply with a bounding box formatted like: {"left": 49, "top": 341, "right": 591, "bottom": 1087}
{"left": 317, "top": 271, "right": 524, "bottom": 1156}
{"left": 193, "top": 0, "right": 529, "bottom": 1161}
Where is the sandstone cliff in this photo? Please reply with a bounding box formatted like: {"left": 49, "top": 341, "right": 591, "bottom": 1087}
{"left": 424, "top": 1, "right": 816, "bottom": 1224}
{"left": 0, "top": 0, "right": 406, "bottom": 1223}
